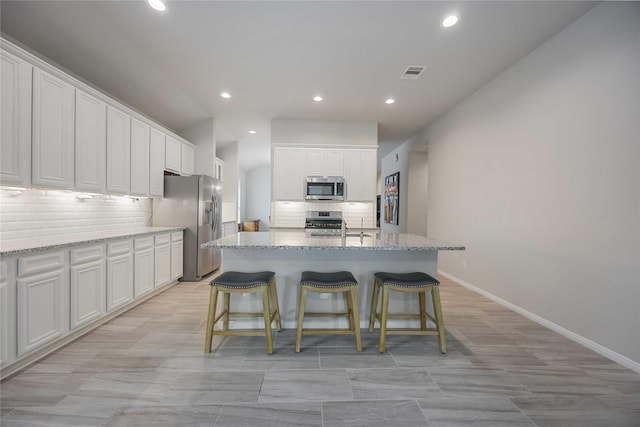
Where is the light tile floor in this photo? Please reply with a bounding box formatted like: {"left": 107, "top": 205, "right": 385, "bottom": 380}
{"left": 1, "top": 276, "right": 639, "bottom": 426}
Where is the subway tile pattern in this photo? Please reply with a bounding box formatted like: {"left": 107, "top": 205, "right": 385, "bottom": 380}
{"left": 0, "top": 188, "right": 151, "bottom": 241}
{"left": 1, "top": 276, "right": 639, "bottom": 426}
{"left": 271, "top": 201, "right": 375, "bottom": 228}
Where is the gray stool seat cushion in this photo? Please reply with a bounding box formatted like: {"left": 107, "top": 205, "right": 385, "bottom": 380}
{"left": 210, "top": 271, "right": 275, "bottom": 289}
{"left": 374, "top": 272, "right": 439, "bottom": 288}
{"left": 300, "top": 271, "right": 357, "bottom": 289}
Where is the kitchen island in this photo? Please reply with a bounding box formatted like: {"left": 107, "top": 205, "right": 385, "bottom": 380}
{"left": 202, "top": 231, "right": 464, "bottom": 329}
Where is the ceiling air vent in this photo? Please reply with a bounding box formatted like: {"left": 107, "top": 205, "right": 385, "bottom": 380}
{"left": 401, "top": 66, "right": 426, "bottom": 80}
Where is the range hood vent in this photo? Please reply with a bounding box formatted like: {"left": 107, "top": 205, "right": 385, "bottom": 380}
{"left": 401, "top": 66, "right": 426, "bottom": 79}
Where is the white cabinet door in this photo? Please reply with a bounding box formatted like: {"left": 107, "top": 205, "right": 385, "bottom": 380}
{"left": 165, "top": 136, "right": 181, "bottom": 173}
{"left": 306, "top": 147, "right": 344, "bottom": 177}
{"left": 75, "top": 90, "right": 106, "bottom": 193}
{"left": 106, "top": 241, "right": 133, "bottom": 311}
{"left": 344, "top": 149, "right": 361, "bottom": 201}
{"left": 181, "top": 143, "right": 194, "bottom": 176}
{"left": 170, "top": 232, "right": 183, "bottom": 281}
{"left": 32, "top": 68, "right": 75, "bottom": 190}
{"left": 17, "top": 251, "right": 68, "bottom": 357}
{"left": 0, "top": 258, "right": 16, "bottom": 367}
{"left": 359, "top": 149, "right": 377, "bottom": 201}
{"left": 130, "top": 118, "right": 150, "bottom": 197}
{"left": 324, "top": 148, "right": 344, "bottom": 176}
{"left": 154, "top": 244, "right": 171, "bottom": 288}
{"left": 69, "top": 245, "right": 105, "bottom": 331}
{"left": 214, "top": 157, "right": 224, "bottom": 181}
{"left": 345, "top": 149, "right": 376, "bottom": 202}
{"left": 273, "top": 147, "right": 306, "bottom": 201}
{"left": 306, "top": 148, "right": 324, "bottom": 176}
{"left": 106, "top": 106, "right": 131, "bottom": 194}
{"left": 134, "top": 237, "right": 154, "bottom": 298}
{"left": 0, "top": 49, "right": 31, "bottom": 186}
{"left": 149, "top": 128, "right": 165, "bottom": 198}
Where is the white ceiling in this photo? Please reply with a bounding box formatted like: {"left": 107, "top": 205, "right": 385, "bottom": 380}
{"left": 0, "top": 1, "right": 596, "bottom": 171}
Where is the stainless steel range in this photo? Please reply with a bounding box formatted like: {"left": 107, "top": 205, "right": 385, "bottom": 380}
{"left": 305, "top": 211, "right": 343, "bottom": 236}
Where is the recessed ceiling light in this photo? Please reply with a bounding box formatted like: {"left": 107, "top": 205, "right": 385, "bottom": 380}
{"left": 385, "top": 98, "right": 395, "bottom": 105}
{"left": 147, "top": 0, "right": 167, "bottom": 12}
{"left": 313, "top": 96, "right": 323, "bottom": 102}
{"left": 441, "top": 14, "right": 459, "bottom": 28}
{"left": 248, "top": 130, "right": 256, "bottom": 134}
{"left": 220, "top": 92, "right": 231, "bottom": 99}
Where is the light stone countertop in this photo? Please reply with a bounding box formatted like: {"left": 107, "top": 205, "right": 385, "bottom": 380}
{"left": 202, "top": 231, "right": 464, "bottom": 251}
{"left": 0, "top": 227, "right": 185, "bottom": 256}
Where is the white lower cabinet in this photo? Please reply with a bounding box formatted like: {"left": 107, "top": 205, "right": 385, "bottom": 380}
{"left": 70, "top": 245, "right": 106, "bottom": 330}
{"left": 134, "top": 237, "right": 154, "bottom": 298}
{"left": 170, "top": 231, "right": 183, "bottom": 281}
{"left": 106, "top": 240, "right": 134, "bottom": 312}
{"left": 2, "top": 231, "right": 182, "bottom": 376}
{"left": 16, "top": 251, "right": 68, "bottom": 357}
{"left": 0, "top": 258, "right": 16, "bottom": 367}
{"left": 154, "top": 233, "right": 171, "bottom": 288}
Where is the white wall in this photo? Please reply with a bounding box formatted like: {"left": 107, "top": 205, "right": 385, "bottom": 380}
{"left": 179, "top": 118, "right": 215, "bottom": 178}
{"left": 218, "top": 143, "right": 238, "bottom": 223}
{"left": 0, "top": 188, "right": 150, "bottom": 240}
{"left": 245, "top": 165, "right": 271, "bottom": 230}
{"left": 271, "top": 119, "right": 377, "bottom": 146}
{"left": 425, "top": 3, "right": 640, "bottom": 368}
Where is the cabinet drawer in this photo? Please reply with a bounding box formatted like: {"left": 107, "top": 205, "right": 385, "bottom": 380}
{"left": 18, "top": 252, "right": 65, "bottom": 277}
{"left": 107, "top": 240, "right": 133, "bottom": 257}
{"left": 70, "top": 245, "right": 104, "bottom": 266}
{"left": 155, "top": 233, "right": 170, "bottom": 246}
{"left": 135, "top": 236, "right": 154, "bottom": 250}
{"left": 171, "top": 231, "right": 183, "bottom": 242}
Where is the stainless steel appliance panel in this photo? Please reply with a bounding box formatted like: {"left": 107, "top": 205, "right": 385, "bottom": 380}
{"left": 153, "top": 175, "right": 222, "bottom": 281}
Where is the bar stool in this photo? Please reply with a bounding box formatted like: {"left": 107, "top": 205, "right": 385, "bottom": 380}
{"left": 295, "top": 271, "right": 362, "bottom": 352}
{"left": 204, "top": 271, "right": 282, "bottom": 355}
{"left": 369, "top": 272, "right": 446, "bottom": 353}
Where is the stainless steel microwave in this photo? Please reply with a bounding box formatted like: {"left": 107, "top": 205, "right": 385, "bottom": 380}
{"left": 305, "top": 176, "right": 345, "bottom": 201}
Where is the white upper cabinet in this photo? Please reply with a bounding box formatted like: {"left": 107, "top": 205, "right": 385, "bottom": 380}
{"left": 32, "top": 68, "right": 75, "bottom": 190}
{"left": 306, "top": 147, "right": 344, "bottom": 177}
{"left": 75, "top": 90, "right": 106, "bottom": 193}
{"left": 273, "top": 146, "right": 307, "bottom": 201}
{"left": 181, "top": 143, "right": 194, "bottom": 176}
{"left": 0, "top": 49, "right": 31, "bottom": 186}
{"left": 106, "top": 106, "right": 131, "bottom": 194}
{"left": 165, "top": 136, "right": 181, "bottom": 173}
{"left": 344, "top": 148, "right": 376, "bottom": 202}
{"left": 214, "top": 157, "right": 224, "bottom": 181}
{"left": 130, "top": 118, "right": 150, "bottom": 197}
{"left": 149, "top": 127, "right": 165, "bottom": 198}
{"left": 324, "top": 148, "right": 345, "bottom": 176}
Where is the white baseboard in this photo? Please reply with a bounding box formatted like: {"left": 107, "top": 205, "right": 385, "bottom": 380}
{"left": 438, "top": 270, "right": 640, "bottom": 374}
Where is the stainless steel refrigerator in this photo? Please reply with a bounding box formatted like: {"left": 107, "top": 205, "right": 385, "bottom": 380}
{"left": 152, "top": 175, "right": 222, "bottom": 281}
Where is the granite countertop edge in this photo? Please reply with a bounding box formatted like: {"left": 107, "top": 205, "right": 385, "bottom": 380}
{"left": 0, "top": 227, "right": 185, "bottom": 256}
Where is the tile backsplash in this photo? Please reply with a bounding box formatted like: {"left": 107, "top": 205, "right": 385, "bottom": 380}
{"left": 271, "top": 201, "right": 375, "bottom": 228}
{"left": 0, "top": 187, "right": 151, "bottom": 241}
